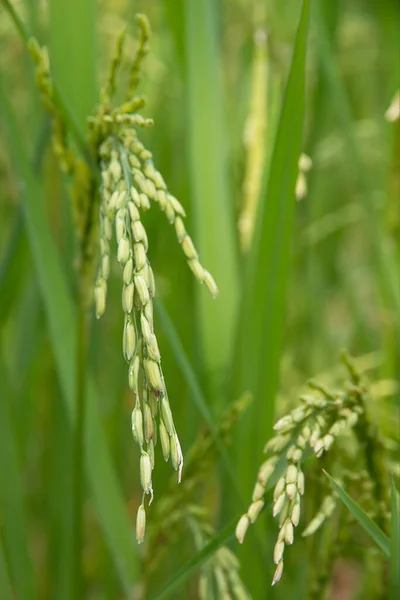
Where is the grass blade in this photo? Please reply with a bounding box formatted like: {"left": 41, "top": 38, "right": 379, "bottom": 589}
{"left": 391, "top": 479, "right": 400, "bottom": 599}
{"left": 47, "top": 392, "right": 74, "bottom": 600}
{"left": 150, "top": 520, "right": 236, "bottom": 600}
{"left": 228, "top": 4, "right": 311, "bottom": 589}
{"left": 234, "top": 0, "right": 310, "bottom": 486}
{"left": 0, "top": 534, "right": 14, "bottom": 600}
{"left": 0, "top": 211, "right": 29, "bottom": 324}
{"left": 185, "top": 0, "right": 239, "bottom": 374}
{"left": 0, "top": 356, "right": 37, "bottom": 599}
{"left": 324, "top": 471, "right": 390, "bottom": 558}
{"left": 48, "top": 1, "right": 97, "bottom": 589}
{"left": 0, "top": 71, "right": 138, "bottom": 593}
{"left": 156, "top": 299, "right": 245, "bottom": 503}
{"left": 49, "top": 0, "right": 97, "bottom": 133}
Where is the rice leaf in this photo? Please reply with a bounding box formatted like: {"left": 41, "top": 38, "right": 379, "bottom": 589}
{"left": 391, "top": 479, "right": 400, "bottom": 599}
{"left": 47, "top": 394, "right": 74, "bottom": 600}
{"left": 234, "top": 0, "right": 310, "bottom": 485}
{"left": 155, "top": 299, "right": 244, "bottom": 503}
{"left": 49, "top": 0, "right": 97, "bottom": 133}
{"left": 162, "top": 0, "right": 185, "bottom": 73}
{"left": 0, "top": 212, "right": 29, "bottom": 324}
{"left": 0, "top": 357, "right": 37, "bottom": 599}
{"left": 0, "top": 535, "right": 14, "bottom": 600}
{"left": 324, "top": 471, "right": 390, "bottom": 558}
{"left": 185, "top": 0, "right": 239, "bottom": 374}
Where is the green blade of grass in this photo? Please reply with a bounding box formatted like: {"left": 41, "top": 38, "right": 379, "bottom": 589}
{"left": 47, "top": 387, "right": 74, "bottom": 600}
{"left": 162, "top": 0, "right": 185, "bottom": 73}
{"left": 47, "top": 1, "right": 96, "bottom": 583}
{"left": 1, "top": 0, "right": 94, "bottom": 166}
{"left": 391, "top": 479, "right": 400, "bottom": 599}
{"left": 0, "top": 71, "right": 138, "bottom": 594}
{"left": 155, "top": 300, "right": 242, "bottom": 490}
{"left": 149, "top": 520, "right": 237, "bottom": 600}
{"left": 26, "top": 0, "right": 40, "bottom": 34}
{"left": 229, "top": 5, "right": 310, "bottom": 591}
{"left": 234, "top": 0, "right": 310, "bottom": 489}
{"left": 0, "top": 534, "right": 14, "bottom": 600}
{"left": 0, "top": 211, "right": 29, "bottom": 324}
{"left": 49, "top": 0, "right": 97, "bottom": 133}
{"left": 185, "top": 0, "right": 239, "bottom": 376}
{"left": 324, "top": 471, "right": 390, "bottom": 558}
{"left": 0, "top": 356, "right": 37, "bottom": 600}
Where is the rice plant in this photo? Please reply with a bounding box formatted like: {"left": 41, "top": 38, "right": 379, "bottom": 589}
{"left": 0, "top": 0, "right": 399, "bottom": 599}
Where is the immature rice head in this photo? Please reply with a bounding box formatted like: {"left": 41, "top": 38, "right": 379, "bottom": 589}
{"left": 235, "top": 364, "right": 364, "bottom": 585}
{"left": 92, "top": 13, "right": 219, "bottom": 544}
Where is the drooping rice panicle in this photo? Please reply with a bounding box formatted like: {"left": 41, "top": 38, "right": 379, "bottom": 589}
{"left": 90, "top": 14, "right": 218, "bottom": 540}
{"left": 236, "top": 353, "right": 388, "bottom": 586}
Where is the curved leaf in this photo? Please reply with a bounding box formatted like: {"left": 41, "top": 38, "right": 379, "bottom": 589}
{"left": 324, "top": 471, "right": 390, "bottom": 558}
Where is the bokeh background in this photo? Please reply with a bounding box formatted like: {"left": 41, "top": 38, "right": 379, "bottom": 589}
{"left": 0, "top": 0, "right": 399, "bottom": 598}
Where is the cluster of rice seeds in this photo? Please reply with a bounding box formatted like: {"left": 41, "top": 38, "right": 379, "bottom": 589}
{"left": 269, "top": 460, "right": 304, "bottom": 585}
{"left": 235, "top": 386, "right": 364, "bottom": 585}
{"left": 94, "top": 142, "right": 184, "bottom": 541}
{"left": 236, "top": 438, "right": 306, "bottom": 585}
{"left": 119, "top": 129, "right": 219, "bottom": 298}
{"left": 199, "top": 547, "right": 250, "bottom": 600}
{"left": 235, "top": 455, "right": 277, "bottom": 544}
{"left": 302, "top": 397, "right": 362, "bottom": 460}
{"left": 94, "top": 132, "right": 218, "bottom": 543}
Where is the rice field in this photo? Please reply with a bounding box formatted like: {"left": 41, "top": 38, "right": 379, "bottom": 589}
{"left": 0, "top": 0, "right": 399, "bottom": 599}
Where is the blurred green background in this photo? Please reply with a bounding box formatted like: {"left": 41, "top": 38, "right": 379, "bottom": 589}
{"left": 0, "top": 0, "right": 399, "bottom": 598}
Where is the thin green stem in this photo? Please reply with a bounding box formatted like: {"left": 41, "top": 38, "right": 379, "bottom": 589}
{"left": 1, "top": 0, "right": 29, "bottom": 43}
